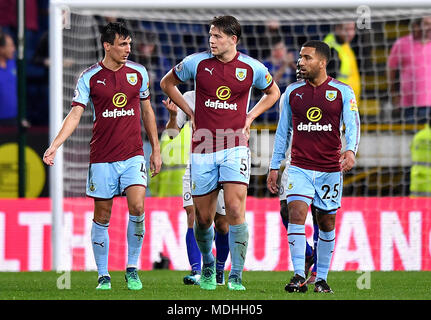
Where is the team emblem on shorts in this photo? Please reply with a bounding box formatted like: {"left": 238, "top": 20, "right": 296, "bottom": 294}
{"left": 325, "top": 90, "right": 337, "bottom": 101}
{"left": 192, "top": 182, "right": 196, "bottom": 190}
{"left": 288, "top": 183, "right": 293, "bottom": 190}
{"left": 126, "top": 73, "right": 138, "bottom": 86}
{"left": 235, "top": 68, "right": 247, "bottom": 81}
{"left": 89, "top": 181, "right": 96, "bottom": 192}
{"left": 184, "top": 192, "right": 191, "bottom": 201}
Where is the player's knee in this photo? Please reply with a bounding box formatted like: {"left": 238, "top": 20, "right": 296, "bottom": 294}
{"left": 214, "top": 215, "right": 229, "bottom": 235}
{"left": 224, "top": 201, "right": 243, "bottom": 219}
{"left": 287, "top": 205, "right": 307, "bottom": 225}
{"left": 185, "top": 206, "right": 195, "bottom": 227}
{"left": 280, "top": 200, "right": 289, "bottom": 222}
{"left": 195, "top": 215, "right": 213, "bottom": 229}
{"left": 128, "top": 202, "right": 145, "bottom": 216}
{"left": 315, "top": 206, "right": 336, "bottom": 232}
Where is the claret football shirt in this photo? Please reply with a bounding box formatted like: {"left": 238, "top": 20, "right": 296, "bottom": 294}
{"left": 173, "top": 51, "right": 273, "bottom": 153}
{"left": 71, "top": 61, "right": 150, "bottom": 163}
{"left": 270, "top": 76, "right": 360, "bottom": 172}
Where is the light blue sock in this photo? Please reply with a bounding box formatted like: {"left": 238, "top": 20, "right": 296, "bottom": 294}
{"left": 228, "top": 222, "right": 249, "bottom": 279}
{"left": 288, "top": 223, "right": 306, "bottom": 278}
{"left": 193, "top": 222, "right": 215, "bottom": 265}
{"left": 127, "top": 214, "right": 145, "bottom": 268}
{"left": 316, "top": 229, "right": 335, "bottom": 282}
{"left": 91, "top": 220, "right": 110, "bottom": 277}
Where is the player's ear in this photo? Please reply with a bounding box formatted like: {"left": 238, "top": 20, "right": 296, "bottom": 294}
{"left": 231, "top": 35, "right": 238, "bottom": 45}
{"left": 103, "top": 41, "right": 111, "bottom": 52}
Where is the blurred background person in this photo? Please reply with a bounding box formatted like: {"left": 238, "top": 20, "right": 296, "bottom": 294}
{"left": 410, "top": 118, "right": 431, "bottom": 196}
{"left": 262, "top": 36, "right": 296, "bottom": 122}
{"left": 0, "top": 30, "right": 17, "bottom": 126}
{"left": 387, "top": 16, "right": 431, "bottom": 124}
{"left": 324, "top": 21, "right": 361, "bottom": 108}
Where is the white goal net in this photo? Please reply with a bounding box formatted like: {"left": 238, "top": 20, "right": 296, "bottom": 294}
{"left": 49, "top": 1, "right": 431, "bottom": 271}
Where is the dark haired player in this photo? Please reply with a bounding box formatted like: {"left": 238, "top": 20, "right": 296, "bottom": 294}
{"left": 268, "top": 40, "right": 360, "bottom": 293}
{"left": 43, "top": 22, "right": 161, "bottom": 290}
{"left": 161, "top": 15, "right": 280, "bottom": 291}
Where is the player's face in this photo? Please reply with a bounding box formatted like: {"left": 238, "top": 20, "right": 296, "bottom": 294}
{"left": 209, "top": 25, "right": 237, "bottom": 58}
{"left": 298, "top": 46, "right": 325, "bottom": 80}
{"left": 104, "top": 34, "right": 131, "bottom": 65}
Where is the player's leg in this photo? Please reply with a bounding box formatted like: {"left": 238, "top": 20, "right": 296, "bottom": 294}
{"left": 121, "top": 155, "right": 148, "bottom": 290}
{"left": 182, "top": 165, "right": 201, "bottom": 285}
{"left": 183, "top": 205, "right": 202, "bottom": 285}
{"left": 219, "top": 146, "right": 250, "bottom": 291}
{"left": 92, "top": 198, "right": 113, "bottom": 290}
{"left": 314, "top": 207, "right": 335, "bottom": 293}
{"left": 283, "top": 166, "right": 315, "bottom": 293}
{"left": 280, "top": 193, "right": 314, "bottom": 277}
{"left": 306, "top": 203, "right": 319, "bottom": 284}
{"left": 193, "top": 191, "right": 219, "bottom": 290}
{"left": 223, "top": 183, "right": 248, "bottom": 291}
{"left": 124, "top": 185, "right": 146, "bottom": 290}
{"left": 282, "top": 199, "right": 314, "bottom": 278}
{"left": 87, "top": 162, "right": 119, "bottom": 290}
{"left": 214, "top": 190, "right": 229, "bottom": 285}
{"left": 312, "top": 171, "right": 342, "bottom": 293}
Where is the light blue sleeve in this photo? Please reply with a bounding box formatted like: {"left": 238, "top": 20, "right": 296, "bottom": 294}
{"left": 270, "top": 90, "right": 293, "bottom": 170}
{"left": 341, "top": 86, "right": 361, "bottom": 154}
{"left": 138, "top": 65, "right": 150, "bottom": 99}
{"left": 72, "top": 65, "right": 102, "bottom": 107}
{"left": 173, "top": 52, "right": 209, "bottom": 82}
{"left": 72, "top": 72, "right": 90, "bottom": 106}
{"left": 238, "top": 54, "right": 273, "bottom": 90}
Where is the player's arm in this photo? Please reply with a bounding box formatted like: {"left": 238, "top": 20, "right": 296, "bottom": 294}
{"left": 141, "top": 99, "right": 161, "bottom": 177}
{"left": 267, "top": 92, "right": 293, "bottom": 194}
{"left": 163, "top": 97, "right": 181, "bottom": 139}
{"left": 160, "top": 70, "right": 194, "bottom": 126}
{"left": 244, "top": 82, "right": 280, "bottom": 139}
{"left": 340, "top": 87, "right": 361, "bottom": 172}
{"left": 43, "top": 105, "right": 84, "bottom": 166}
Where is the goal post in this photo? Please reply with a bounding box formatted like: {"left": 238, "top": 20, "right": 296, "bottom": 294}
{"left": 49, "top": 0, "right": 431, "bottom": 271}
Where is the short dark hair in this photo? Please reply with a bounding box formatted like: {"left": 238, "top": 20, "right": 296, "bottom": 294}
{"left": 100, "top": 22, "right": 131, "bottom": 47}
{"left": 210, "top": 15, "right": 241, "bottom": 42}
{"left": 302, "top": 40, "right": 331, "bottom": 63}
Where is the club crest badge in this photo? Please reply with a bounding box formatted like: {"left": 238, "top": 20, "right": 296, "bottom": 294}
{"left": 325, "top": 90, "right": 337, "bottom": 101}
{"left": 126, "top": 73, "right": 138, "bottom": 86}
{"left": 236, "top": 68, "right": 247, "bottom": 81}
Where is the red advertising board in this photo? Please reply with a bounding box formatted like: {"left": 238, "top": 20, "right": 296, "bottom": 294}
{"left": 0, "top": 197, "right": 430, "bottom": 271}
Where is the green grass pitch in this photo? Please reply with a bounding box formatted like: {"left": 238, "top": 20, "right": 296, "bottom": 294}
{"left": 0, "top": 271, "right": 430, "bottom": 300}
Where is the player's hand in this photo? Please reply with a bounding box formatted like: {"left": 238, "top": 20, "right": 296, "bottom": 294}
{"left": 162, "top": 98, "right": 177, "bottom": 116}
{"left": 339, "top": 150, "right": 355, "bottom": 172}
{"left": 190, "top": 113, "right": 196, "bottom": 132}
{"left": 242, "top": 115, "right": 253, "bottom": 141}
{"left": 43, "top": 146, "right": 57, "bottom": 166}
{"left": 150, "top": 150, "right": 162, "bottom": 177}
{"left": 267, "top": 169, "right": 279, "bottom": 194}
